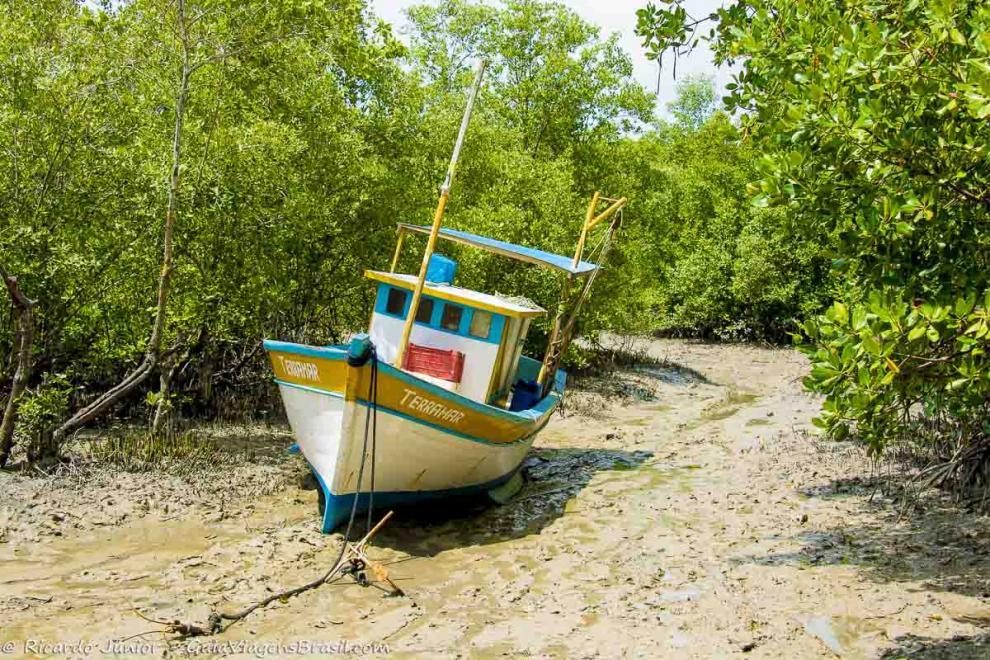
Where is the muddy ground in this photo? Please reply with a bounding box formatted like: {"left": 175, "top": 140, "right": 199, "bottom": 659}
{"left": 3, "top": 339, "right": 990, "bottom": 658}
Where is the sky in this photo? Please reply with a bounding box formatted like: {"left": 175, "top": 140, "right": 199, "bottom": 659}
{"left": 369, "top": 0, "right": 735, "bottom": 111}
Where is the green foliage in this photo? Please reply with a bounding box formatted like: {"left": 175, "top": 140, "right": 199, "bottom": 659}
{"left": 406, "top": 0, "right": 655, "bottom": 154}
{"left": 601, "top": 110, "right": 826, "bottom": 340}
{"left": 667, "top": 74, "right": 717, "bottom": 130}
{"left": 802, "top": 293, "right": 990, "bottom": 456}
{"left": 0, "top": 0, "right": 415, "bottom": 426}
{"left": 0, "top": 0, "right": 824, "bottom": 453}
{"left": 14, "top": 375, "right": 72, "bottom": 460}
{"left": 637, "top": 0, "right": 990, "bottom": 460}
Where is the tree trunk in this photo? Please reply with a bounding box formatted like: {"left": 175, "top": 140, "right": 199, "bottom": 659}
{"left": 0, "top": 266, "right": 36, "bottom": 468}
{"left": 151, "top": 355, "right": 179, "bottom": 437}
{"left": 52, "top": 6, "right": 191, "bottom": 447}
{"left": 151, "top": 333, "right": 196, "bottom": 437}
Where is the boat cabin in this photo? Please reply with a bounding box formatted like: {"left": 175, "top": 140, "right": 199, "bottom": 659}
{"left": 366, "top": 257, "right": 545, "bottom": 405}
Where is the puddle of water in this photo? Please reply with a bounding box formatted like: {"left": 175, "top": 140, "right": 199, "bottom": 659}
{"left": 725, "top": 390, "right": 760, "bottom": 406}
{"left": 701, "top": 406, "right": 739, "bottom": 421}
{"left": 804, "top": 615, "right": 879, "bottom": 656}
{"left": 699, "top": 389, "right": 761, "bottom": 422}
{"left": 805, "top": 616, "right": 844, "bottom": 654}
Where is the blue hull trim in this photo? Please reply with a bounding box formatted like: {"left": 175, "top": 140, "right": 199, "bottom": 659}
{"left": 316, "top": 468, "right": 520, "bottom": 533}
{"left": 276, "top": 376, "right": 555, "bottom": 448}
{"left": 264, "top": 338, "right": 569, "bottom": 423}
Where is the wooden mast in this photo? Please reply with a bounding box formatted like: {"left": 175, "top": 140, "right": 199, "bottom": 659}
{"left": 537, "top": 193, "right": 627, "bottom": 393}
{"left": 394, "top": 61, "right": 487, "bottom": 369}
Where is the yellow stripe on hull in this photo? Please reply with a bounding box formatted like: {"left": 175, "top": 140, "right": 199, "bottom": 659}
{"left": 264, "top": 341, "right": 559, "bottom": 446}
{"left": 268, "top": 350, "right": 346, "bottom": 394}
{"left": 344, "top": 365, "right": 543, "bottom": 445}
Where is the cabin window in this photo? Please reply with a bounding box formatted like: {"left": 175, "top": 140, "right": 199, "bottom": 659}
{"left": 415, "top": 298, "right": 434, "bottom": 324}
{"left": 441, "top": 304, "right": 463, "bottom": 332}
{"left": 385, "top": 287, "right": 407, "bottom": 316}
{"left": 469, "top": 310, "right": 492, "bottom": 339}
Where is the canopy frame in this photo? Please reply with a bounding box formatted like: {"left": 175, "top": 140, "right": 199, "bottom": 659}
{"left": 390, "top": 224, "right": 601, "bottom": 277}
{"left": 388, "top": 192, "right": 627, "bottom": 396}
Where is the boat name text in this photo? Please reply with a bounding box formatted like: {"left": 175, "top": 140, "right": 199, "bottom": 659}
{"left": 400, "top": 389, "right": 465, "bottom": 424}
{"left": 277, "top": 356, "right": 319, "bottom": 382}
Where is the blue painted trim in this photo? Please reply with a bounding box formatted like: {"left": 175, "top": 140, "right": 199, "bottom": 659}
{"left": 274, "top": 377, "right": 554, "bottom": 447}
{"left": 263, "top": 340, "right": 348, "bottom": 360}
{"left": 470, "top": 308, "right": 504, "bottom": 342}
{"left": 437, "top": 299, "right": 467, "bottom": 334}
{"left": 300, "top": 458, "right": 339, "bottom": 534}
{"left": 274, "top": 378, "right": 344, "bottom": 399}
{"left": 373, "top": 285, "right": 504, "bottom": 345}
{"left": 375, "top": 283, "right": 412, "bottom": 319}
{"left": 318, "top": 465, "right": 524, "bottom": 533}
{"left": 427, "top": 296, "right": 442, "bottom": 326}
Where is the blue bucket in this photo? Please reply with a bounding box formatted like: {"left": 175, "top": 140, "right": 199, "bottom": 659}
{"left": 509, "top": 379, "right": 541, "bottom": 412}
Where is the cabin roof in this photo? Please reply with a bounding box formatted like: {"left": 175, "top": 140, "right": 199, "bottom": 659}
{"left": 396, "top": 224, "right": 599, "bottom": 276}
{"left": 365, "top": 271, "right": 546, "bottom": 319}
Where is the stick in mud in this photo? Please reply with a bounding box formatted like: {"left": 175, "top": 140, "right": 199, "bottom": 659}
{"left": 135, "top": 510, "right": 401, "bottom": 638}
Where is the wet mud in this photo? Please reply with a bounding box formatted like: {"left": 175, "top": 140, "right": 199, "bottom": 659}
{"left": 3, "top": 339, "right": 990, "bottom": 658}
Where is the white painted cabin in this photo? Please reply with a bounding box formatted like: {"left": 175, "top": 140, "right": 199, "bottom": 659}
{"left": 365, "top": 268, "right": 544, "bottom": 405}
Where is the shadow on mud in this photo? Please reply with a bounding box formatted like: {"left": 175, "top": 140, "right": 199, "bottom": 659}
{"left": 879, "top": 632, "right": 990, "bottom": 659}
{"left": 731, "top": 474, "right": 990, "bottom": 600}
{"left": 369, "top": 446, "right": 653, "bottom": 557}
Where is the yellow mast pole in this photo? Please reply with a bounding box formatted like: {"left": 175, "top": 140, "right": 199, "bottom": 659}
{"left": 394, "top": 61, "right": 487, "bottom": 369}
{"left": 537, "top": 194, "right": 627, "bottom": 391}
{"left": 572, "top": 191, "right": 601, "bottom": 270}
{"left": 536, "top": 192, "right": 600, "bottom": 386}
{"left": 388, "top": 229, "right": 405, "bottom": 273}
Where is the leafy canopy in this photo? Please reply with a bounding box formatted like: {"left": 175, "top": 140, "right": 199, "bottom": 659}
{"left": 637, "top": 0, "right": 990, "bottom": 461}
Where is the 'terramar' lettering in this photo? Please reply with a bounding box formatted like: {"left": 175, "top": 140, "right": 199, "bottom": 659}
{"left": 400, "top": 389, "right": 466, "bottom": 424}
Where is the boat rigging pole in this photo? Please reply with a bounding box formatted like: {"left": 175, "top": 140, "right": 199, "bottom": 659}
{"left": 394, "top": 60, "right": 487, "bottom": 369}
{"left": 537, "top": 193, "right": 627, "bottom": 395}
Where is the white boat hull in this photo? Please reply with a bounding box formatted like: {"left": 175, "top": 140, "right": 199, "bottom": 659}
{"left": 265, "top": 339, "right": 563, "bottom": 531}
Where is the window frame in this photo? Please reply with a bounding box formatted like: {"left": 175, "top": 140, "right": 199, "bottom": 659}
{"left": 440, "top": 303, "right": 464, "bottom": 332}
{"left": 415, "top": 297, "right": 435, "bottom": 324}
{"left": 384, "top": 287, "right": 408, "bottom": 317}
{"left": 468, "top": 310, "right": 493, "bottom": 340}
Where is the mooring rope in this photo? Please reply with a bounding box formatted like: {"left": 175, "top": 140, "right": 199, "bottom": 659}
{"left": 346, "top": 341, "right": 380, "bottom": 542}
{"left": 208, "top": 343, "right": 382, "bottom": 632}
{"left": 366, "top": 347, "right": 379, "bottom": 533}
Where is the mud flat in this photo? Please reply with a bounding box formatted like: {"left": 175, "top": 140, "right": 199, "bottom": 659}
{"left": 3, "top": 339, "right": 990, "bottom": 658}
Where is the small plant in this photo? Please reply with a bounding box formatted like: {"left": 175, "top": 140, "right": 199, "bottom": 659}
{"left": 14, "top": 374, "right": 72, "bottom": 465}
{"left": 91, "top": 429, "right": 225, "bottom": 473}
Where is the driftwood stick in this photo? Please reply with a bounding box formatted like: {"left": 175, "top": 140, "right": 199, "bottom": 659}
{"left": 216, "top": 510, "right": 397, "bottom": 629}
{"left": 346, "top": 509, "right": 394, "bottom": 555}
{"left": 136, "top": 510, "right": 400, "bottom": 639}
{"left": 133, "top": 609, "right": 212, "bottom": 638}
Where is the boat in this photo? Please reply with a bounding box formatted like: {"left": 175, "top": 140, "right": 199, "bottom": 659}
{"left": 263, "top": 62, "right": 627, "bottom": 532}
